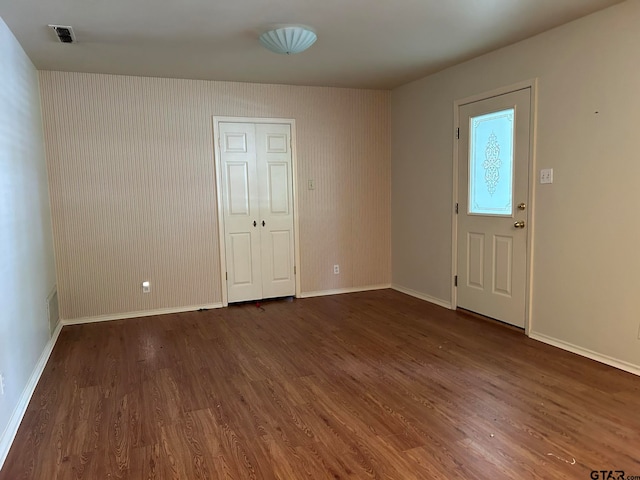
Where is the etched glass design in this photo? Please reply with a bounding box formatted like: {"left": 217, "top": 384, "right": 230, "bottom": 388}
{"left": 469, "top": 108, "right": 514, "bottom": 216}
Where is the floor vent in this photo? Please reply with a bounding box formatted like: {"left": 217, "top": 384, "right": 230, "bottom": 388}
{"left": 47, "top": 287, "right": 60, "bottom": 336}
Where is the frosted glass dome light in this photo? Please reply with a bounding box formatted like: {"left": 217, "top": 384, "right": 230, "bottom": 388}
{"left": 259, "top": 25, "right": 317, "bottom": 55}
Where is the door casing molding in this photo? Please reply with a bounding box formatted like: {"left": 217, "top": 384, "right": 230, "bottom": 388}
{"left": 213, "top": 116, "right": 301, "bottom": 307}
{"left": 451, "top": 79, "right": 538, "bottom": 334}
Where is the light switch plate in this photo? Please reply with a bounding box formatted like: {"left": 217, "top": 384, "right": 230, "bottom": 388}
{"left": 308, "top": 179, "right": 315, "bottom": 190}
{"left": 540, "top": 168, "right": 554, "bottom": 184}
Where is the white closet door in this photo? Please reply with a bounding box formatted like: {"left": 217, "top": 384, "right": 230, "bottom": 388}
{"left": 219, "top": 122, "right": 296, "bottom": 303}
{"left": 256, "top": 124, "right": 295, "bottom": 299}
{"left": 219, "top": 123, "right": 262, "bottom": 303}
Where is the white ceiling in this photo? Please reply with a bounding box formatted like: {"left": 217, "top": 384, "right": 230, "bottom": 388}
{"left": 0, "top": 0, "right": 624, "bottom": 89}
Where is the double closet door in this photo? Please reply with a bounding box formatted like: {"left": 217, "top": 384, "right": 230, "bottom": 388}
{"left": 219, "top": 122, "right": 295, "bottom": 303}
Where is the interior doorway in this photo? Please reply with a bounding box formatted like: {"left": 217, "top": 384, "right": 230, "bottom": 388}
{"left": 213, "top": 117, "right": 301, "bottom": 306}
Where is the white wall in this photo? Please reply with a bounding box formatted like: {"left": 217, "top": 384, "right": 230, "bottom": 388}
{"left": 391, "top": 0, "right": 640, "bottom": 371}
{"left": 0, "top": 17, "right": 57, "bottom": 463}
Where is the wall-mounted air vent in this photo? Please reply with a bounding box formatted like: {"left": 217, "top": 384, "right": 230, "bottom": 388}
{"left": 49, "top": 25, "right": 76, "bottom": 43}
{"left": 47, "top": 286, "right": 59, "bottom": 337}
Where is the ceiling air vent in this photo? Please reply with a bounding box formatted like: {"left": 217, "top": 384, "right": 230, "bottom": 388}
{"left": 49, "top": 25, "right": 76, "bottom": 43}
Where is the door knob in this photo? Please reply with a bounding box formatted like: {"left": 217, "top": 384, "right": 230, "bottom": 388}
{"left": 517, "top": 203, "right": 526, "bottom": 210}
{"left": 514, "top": 221, "right": 526, "bottom": 228}
{"left": 262, "top": 220, "right": 266, "bottom": 227}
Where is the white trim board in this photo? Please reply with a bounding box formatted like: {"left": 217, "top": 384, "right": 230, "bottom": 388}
{"left": 391, "top": 284, "right": 453, "bottom": 310}
{"left": 299, "top": 284, "right": 391, "bottom": 299}
{"left": 62, "top": 303, "right": 223, "bottom": 326}
{"left": 529, "top": 332, "right": 640, "bottom": 377}
{"left": 0, "top": 322, "right": 63, "bottom": 470}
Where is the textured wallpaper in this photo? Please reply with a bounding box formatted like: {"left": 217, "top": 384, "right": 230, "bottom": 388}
{"left": 39, "top": 72, "right": 390, "bottom": 320}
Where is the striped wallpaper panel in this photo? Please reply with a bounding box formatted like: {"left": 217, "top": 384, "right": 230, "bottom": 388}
{"left": 39, "top": 71, "right": 391, "bottom": 320}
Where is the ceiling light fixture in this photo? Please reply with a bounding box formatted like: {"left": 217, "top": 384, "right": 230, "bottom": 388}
{"left": 259, "top": 25, "right": 317, "bottom": 55}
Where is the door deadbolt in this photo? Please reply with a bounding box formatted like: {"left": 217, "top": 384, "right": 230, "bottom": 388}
{"left": 517, "top": 203, "right": 526, "bottom": 210}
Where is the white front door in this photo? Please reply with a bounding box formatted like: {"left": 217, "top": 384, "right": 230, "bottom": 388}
{"left": 219, "top": 122, "right": 295, "bottom": 303}
{"left": 457, "top": 88, "right": 531, "bottom": 328}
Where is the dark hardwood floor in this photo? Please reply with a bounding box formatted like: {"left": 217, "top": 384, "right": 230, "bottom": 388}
{"left": 2, "top": 289, "right": 639, "bottom": 479}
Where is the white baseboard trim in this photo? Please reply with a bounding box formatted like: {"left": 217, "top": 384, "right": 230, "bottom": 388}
{"left": 529, "top": 332, "right": 640, "bottom": 377}
{"left": 391, "top": 284, "right": 453, "bottom": 310}
{"left": 299, "top": 284, "right": 391, "bottom": 299}
{"left": 0, "top": 321, "right": 63, "bottom": 470}
{"left": 62, "top": 303, "right": 224, "bottom": 326}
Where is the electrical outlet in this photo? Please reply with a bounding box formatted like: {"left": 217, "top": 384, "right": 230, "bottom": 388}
{"left": 142, "top": 281, "right": 151, "bottom": 294}
{"left": 540, "top": 168, "right": 553, "bottom": 184}
{"left": 0, "top": 373, "right": 5, "bottom": 396}
{"left": 333, "top": 264, "right": 340, "bottom": 275}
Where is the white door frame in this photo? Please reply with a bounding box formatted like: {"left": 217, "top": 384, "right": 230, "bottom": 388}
{"left": 451, "top": 79, "right": 538, "bottom": 334}
{"left": 213, "top": 116, "right": 302, "bottom": 307}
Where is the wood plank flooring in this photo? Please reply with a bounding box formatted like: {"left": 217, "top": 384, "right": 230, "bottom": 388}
{"left": 2, "top": 289, "right": 639, "bottom": 479}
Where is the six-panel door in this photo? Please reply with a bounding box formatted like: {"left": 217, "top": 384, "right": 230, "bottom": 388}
{"left": 219, "top": 122, "right": 295, "bottom": 303}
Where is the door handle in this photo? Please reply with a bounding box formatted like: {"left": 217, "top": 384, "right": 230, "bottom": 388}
{"left": 262, "top": 220, "right": 266, "bottom": 227}
{"left": 514, "top": 221, "right": 526, "bottom": 228}
{"left": 253, "top": 220, "right": 257, "bottom": 227}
